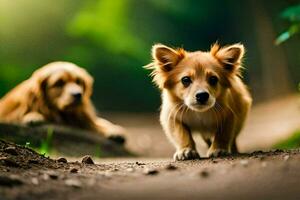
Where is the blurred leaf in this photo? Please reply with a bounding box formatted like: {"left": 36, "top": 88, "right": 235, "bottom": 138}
{"left": 281, "top": 4, "right": 300, "bottom": 22}
{"left": 275, "top": 130, "right": 300, "bottom": 149}
{"left": 275, "top": 24, "right": 300, "bottom": 45}
{"left": 39, "top": 127, "right": 53, "bottom": 155}
{"left": 67, "top": 0, "right": 147, "bottom": 61}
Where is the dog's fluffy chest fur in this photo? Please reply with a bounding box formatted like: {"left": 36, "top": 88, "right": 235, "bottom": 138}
{"left": 181, "top": 109, "right": 218, "bottom": 134}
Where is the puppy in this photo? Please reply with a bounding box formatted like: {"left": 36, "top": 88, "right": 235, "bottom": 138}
{"left": 146, "top": 43, "right": 252, "bottom": 160}
{"left": 0, "top": 62, "right": 125, "bottom": 142}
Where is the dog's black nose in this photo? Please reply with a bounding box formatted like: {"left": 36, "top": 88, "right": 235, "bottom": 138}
{"left": 196, "top": 92, "right": 209, "bottom": 104}
{"left": 72, "top": 92, "right": 82, "bottom": 100}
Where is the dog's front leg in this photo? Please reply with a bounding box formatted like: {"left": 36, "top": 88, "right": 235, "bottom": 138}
{"left": 162, "top": 118, "right": 199, "bottom": 161}
{"left": 207, "top": 119, "right": 235, "bottom": 157}
{"left": 22, "top": 112, "right": 46, "bottom": 126}
{"left": 95, "top": 118, "right": 126, "bottom": 144}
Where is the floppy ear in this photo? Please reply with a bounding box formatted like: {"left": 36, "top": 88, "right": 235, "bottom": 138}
{"left": 82, "top": 72, "right": 94, "bottom": 98}
{"left": 151, "top": 44, "right": 185, "bottom": 72}
{"left": 211, "top": 43, "right": 245, "bottom": 73}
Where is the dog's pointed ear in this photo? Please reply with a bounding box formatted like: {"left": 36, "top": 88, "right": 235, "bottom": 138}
{"left": 152, "top": 44, "right": 185, "bottom": 72}
{"left": 211, "top": 43, "right": 245, "bottom": 73}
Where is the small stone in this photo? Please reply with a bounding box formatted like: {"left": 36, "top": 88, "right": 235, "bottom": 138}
{"left": 0, "top": 156, "right": 8, "bottom": 160}
{"left": 65, "top": 179, "right": 82, "bottom": 188}
{"left": 81, "top": 155, "right": 94, "bottom": 164}
{"left": 259, "top": 156, "right": 266, "bottom": 161}
{"left": 104, "top": 171, "right": 112, "bottom": 177}
{"left": 57, "top": 157, "right": 68, "bottom": 163}
{"left": 70, "top": 168, "right": 78, "bottom": 173}
{"left": 135, "top": 161, "right": 145, "bottom": 166}
{"left": 240, "top": 159, "right": 249, "bottom": 167}
{"left": 143, "top": 168, "right": 159, "bottom": 175}
{"left": 126, "top": 168, "right": 134, "bottom": 172}
{"left": 212, "top": 160, "right": 218, "bottom": 164}
{"left": 283, "top": 155, "right": 290, "bottom": 161}
{"left": 0, "top": 175, "right": 23, "bottom": 187}
{"left": 48, "top": 172, "right": 59, "bottom": 180}
{"left": 2, "top": 158, "right": 20, "bottom": 167}
{"left": 165, "top": 164, "right": 177, "bottom": 170}
{"left": 4, "top": 147, "right": 18, "bottom": 155}
{"left": 261, "top": 161, "right": 267, "bottom": 168}
{"left": 28, "top": 159, "right": 39, "bottom": 164}
{"left": 42, "top": 174, "right": 49, "bottom": 181}
{"left": 199, "top": 169, "right": 209, "bottom": 178}
{"left": 31, "top": 177, "right": 39, "bottom": 185}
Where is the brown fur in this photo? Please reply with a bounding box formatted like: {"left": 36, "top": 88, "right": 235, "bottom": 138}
{"left": 146, "top": 43, "right": 252, "bottom": 160}
{"left": 0, "top": 62, "right": 125, "bottom": 138}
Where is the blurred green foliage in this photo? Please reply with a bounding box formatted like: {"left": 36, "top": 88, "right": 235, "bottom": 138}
{"left": 0, "top": 0, "right": 234, "bottom": 112}
{"left": 276, "top": 4, "right": 300, "bottom": 45}
{"left": 275, "top": 130, "right": 300, "bottom": 149}
{"left": 0, "top": 0, "right": 299, "bottom": 111}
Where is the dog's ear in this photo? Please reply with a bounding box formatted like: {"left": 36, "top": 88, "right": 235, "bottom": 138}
{"left": 151, "top": 44, "right": 185, "bottom": 72}
{"left": 82, "top": 71, "right": 94, "bottom": 98}
{"left": 211, "top": 43, "right": 245, "bottom": 73}
{"left": 145, "top": 44, "right": 186, "bottom": 89}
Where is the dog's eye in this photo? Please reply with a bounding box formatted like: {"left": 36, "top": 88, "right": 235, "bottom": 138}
{"left": 208, "top": 75, "right": 218, "bottom": 86}
{"left": 181, "top": 76, "right": 192, "bottom": 87}
{"left": 75, "top": 78, "right": 83, "bottom": 85}
{"left": 54, "top": 79, "right": 65, "bottom": 87}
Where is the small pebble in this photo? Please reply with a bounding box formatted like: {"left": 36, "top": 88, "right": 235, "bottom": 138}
{"left": 57, "top": 157, "right": 68, "bottom": 163}
{"left": 42, "top": 174, "right": 49, "bottom": 181}
{"left": 261, "top": 161, "right": 267, "bottom": 168}
{"left": 28, "top": 159, "right": 39, "bottom": 164}
{"left": 65, "top": 179, "right": 82, "bottom": 188}
{"left": 0, "top": 175, "right": 23, "bottom": 187}
{"left": 199, "top": 169, "right": 209, "bottom": 178}
{"left": 31, "top": 177, "right": 39, "bottom": 185}
{"left": 143, "top": 168, "right": 159, "bottom": 175}
{"left": 0, "top": 156, "right": 8, "bottom": 160}
{"left": 3, "top": 158, "right": 20, "bottom": 167}
{"left": 283, "top": 155, "right": 290, "bottom": 161}
{"left": 126, "top": 168, "right": 134, "bottom": 172}
{"left": 4, "top": 147, "right": 18, "bottom": 155}
{"left": 48, "top": 171, "right": 59, "bottom": 180}
{"left": 259, "top": 156, "right": 266, "bottom": 161}
{"left": 70, "top": 168, "right": 78, "bottom": 173}
{"left": 135, "top": 161, "right": 145, "bottom": 166}
{"left": 82, "top": 155, "right": 94, "bottom": 164}
{"left": 165, "top": 164, "right": 177, "bottom": 171}
{"left": 240, "top": 159, "right": 249, "bottom": 167}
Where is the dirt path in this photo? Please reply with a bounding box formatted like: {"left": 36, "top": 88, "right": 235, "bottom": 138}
{"left": 1, "top": 140, "right": 300, "bottom": 200}
{"left": 106, "top": 95, "right": 300, "bottom": 157}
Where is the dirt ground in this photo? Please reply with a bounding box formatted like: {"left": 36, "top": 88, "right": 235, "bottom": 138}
{"left": 1, "top": 140, "right": 300, "bottom": 200}
{"left": 106, "top": 95, "right": 300, "bottom": 157}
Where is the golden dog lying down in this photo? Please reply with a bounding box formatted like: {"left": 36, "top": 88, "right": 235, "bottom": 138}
{"left": 0, "top": 62, "right": 125, "bottom": 143}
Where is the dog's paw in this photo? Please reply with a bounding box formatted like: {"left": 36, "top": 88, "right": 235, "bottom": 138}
{"left": 207, "top": 148, "right": 230, "bottom": 158}
{"left": 173, "top": 148, "right": 200, "bottom": 161}
{"left": 107, "top": 134, "right": 126, "bottom": 145}
{"left": 22, "top": 113, "right": 46, "bottom": 126}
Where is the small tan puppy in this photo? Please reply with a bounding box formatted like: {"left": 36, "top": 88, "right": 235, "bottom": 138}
{"left": 0, "top": 62, "right": 125, "bottom": 142}
{"left": 146, "top": 43, "right": 252, "bottom": 160}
